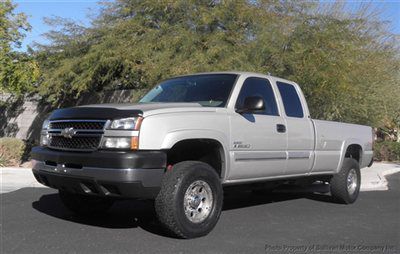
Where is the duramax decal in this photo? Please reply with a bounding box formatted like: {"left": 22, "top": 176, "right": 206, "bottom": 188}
{"left": 233, "top": 141, "right": 251, "bottom": 149}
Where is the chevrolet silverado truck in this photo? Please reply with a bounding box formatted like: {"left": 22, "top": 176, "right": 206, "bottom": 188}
{"left": 31, "top": 72, "right": 374, "bottom": 238}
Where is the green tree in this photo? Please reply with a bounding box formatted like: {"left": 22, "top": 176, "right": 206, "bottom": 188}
{"left": 35, "top": 0, "right": 400, "bottom": 127}
{"left": 0, "top": 0, "right": 39, "bottom": 95}
{"left": 276, "top": 4, "right": 400, "bottom": 125}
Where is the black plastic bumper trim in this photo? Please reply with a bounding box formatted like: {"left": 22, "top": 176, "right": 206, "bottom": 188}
{"left": 32, "top": 169, "right": 161, "bottom": 199}
{"left": 31, "top": 146, "right": 167, "bottom": 169}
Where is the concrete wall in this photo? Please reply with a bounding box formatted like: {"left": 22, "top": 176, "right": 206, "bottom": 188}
{"left": 0, "top": 89, "right": 139, "bottom": 142}
{"left": 5, "top": 100, "right": 39, "bottom": 140}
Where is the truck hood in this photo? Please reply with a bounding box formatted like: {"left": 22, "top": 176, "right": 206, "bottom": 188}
{"left": 50, "top": 103, "right": 217, "bottom": 120}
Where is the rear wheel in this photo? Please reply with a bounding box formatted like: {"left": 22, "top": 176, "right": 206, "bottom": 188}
{"left": 329, "top": 158, "right": 361, "bottom": 204}
{"left": 155, "top": 161, "right": 223, "bottom": 239}
{"left": 59, "top": 190, "right": 114, "bottom": 215}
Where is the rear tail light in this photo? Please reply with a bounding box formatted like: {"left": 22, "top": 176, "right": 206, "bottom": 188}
{"left": 372, "top": 127, "right": 376, "bottom": 150}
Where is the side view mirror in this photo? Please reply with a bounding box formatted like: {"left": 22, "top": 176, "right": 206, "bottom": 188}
{"left": 236, "top": 96, "right": 265, "bottom": 114}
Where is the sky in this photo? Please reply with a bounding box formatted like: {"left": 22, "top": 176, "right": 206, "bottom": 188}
{"left": 14, "top": 0, "right": 103, "bottom": 51}
{"left": 13, "top": 0, "right": 400, "bottom": 52}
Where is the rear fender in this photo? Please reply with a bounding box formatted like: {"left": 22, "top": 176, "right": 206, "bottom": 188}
{"left": 336, "top": 139, "right": 363, "bottom": 173}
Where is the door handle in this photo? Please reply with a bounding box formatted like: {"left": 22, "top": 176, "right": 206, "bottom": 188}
{"left": 276, "top": 124, "right": 286, "bottom": 133}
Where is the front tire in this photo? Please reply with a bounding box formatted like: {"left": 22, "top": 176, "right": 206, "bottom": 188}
{"left": 330, "top": 158, "right": 361, "bottom": 204}
{"left": 155, "top": 161, "right": 223, "bottom": 239}
{"left": 59, "top": 190, "right": 114, "bottom": 215}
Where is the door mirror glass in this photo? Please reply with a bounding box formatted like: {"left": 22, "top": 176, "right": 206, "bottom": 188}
{"left": 236, "top": 96, "right": 265, "bottom": 113}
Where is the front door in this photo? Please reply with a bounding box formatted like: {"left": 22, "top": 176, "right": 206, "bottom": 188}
{"left": 227, "top": 77, "right": 288, "bottom": 181}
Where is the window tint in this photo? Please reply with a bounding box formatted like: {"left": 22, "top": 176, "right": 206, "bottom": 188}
{"left": 277, "top": 82, "right": 304, "bottom": 118}
{"left": 236, "top": 77, "right": 279, "bottom": 116}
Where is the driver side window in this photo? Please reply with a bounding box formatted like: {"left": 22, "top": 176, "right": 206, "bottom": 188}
{"left": 235, "top": 77, "right": 279, "bottom": 116}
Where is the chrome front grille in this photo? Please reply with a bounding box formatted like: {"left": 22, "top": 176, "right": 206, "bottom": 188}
{"left": 48, "top": 120, "right": 107, "bottom": 151}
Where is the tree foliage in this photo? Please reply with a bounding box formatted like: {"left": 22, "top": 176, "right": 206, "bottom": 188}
{"left": 35, "top": 0, "right": 399, "bottom": 127}
{"left": 0, "top": 0, "right": 39, "bottom": 95}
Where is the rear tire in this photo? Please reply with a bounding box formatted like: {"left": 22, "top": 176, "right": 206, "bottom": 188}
{"left": 329, "top": 158, "right": 361, "bottom": 204}
{"left": 155, "top": 161, "right": 223, "bottom": 239}
{"left": 59, "top": 190, "right": 114, "bottom": 215}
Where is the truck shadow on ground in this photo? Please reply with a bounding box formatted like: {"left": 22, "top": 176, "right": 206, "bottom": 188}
{"left": 32, "top": 183, "right": 334, "bottom": 238}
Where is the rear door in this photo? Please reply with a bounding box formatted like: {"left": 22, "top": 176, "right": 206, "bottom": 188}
{"left": 228, "top": 77, "right": 288, "bottom": 180}
{"left": 275, "top": 81, "right": 314, "bottom": 175}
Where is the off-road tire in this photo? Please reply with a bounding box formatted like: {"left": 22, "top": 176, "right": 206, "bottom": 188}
{"left": 330, "top": 158, "right": 361, "bottom": 204}
{"left": 155, "top": 161, "right": 223, "bottom": 239}
{"left": 59, "top": 190, "right": 114, "bottom": 215}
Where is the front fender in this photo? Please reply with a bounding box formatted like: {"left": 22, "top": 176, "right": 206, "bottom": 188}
{"left": 161, "top": 129, "right": 230, "bottom": 180}
{"left": 161, "top": 129, "right": 228, "bottom": 149}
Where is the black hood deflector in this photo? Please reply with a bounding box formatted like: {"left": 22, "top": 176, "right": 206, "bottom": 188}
{"left": 49, "top": 107, "right": 143, "bottom": 120}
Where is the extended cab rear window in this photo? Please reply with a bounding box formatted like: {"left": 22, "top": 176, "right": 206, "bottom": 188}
{"left": 277, "top": 82, "right": 304, "bottom": 118}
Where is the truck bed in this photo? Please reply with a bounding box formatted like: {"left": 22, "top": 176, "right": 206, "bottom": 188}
{"left": 311, "top": 119, "right": 373, "bottom": 174}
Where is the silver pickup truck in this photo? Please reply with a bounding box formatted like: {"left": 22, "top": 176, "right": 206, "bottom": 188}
{"left": 31, "top": 72, "right": 374, "bottom": 238}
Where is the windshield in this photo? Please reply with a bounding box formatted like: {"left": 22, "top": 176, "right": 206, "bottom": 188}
{"left": 139, "top": 74, "right": 238, "bottom": 107}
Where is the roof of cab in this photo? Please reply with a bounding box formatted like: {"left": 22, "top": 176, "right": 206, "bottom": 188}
{"left": 168, "top": 71, "right": 296, "bottom": 85}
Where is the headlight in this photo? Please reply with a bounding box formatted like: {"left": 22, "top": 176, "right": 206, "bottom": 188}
{"left": 42, "top": 119, "right": 50, "bottom": 130}
{"left": 40, "top": 119, "right": 50, "bottom": 146}
{"left": 109, "top": 117, "right": 142, "bottom": 130}
{"left": 101, "top": 137, "right": 138, "bottom": 150}
{"left": 40, "top": 134, "right": 50, "bottom": 146}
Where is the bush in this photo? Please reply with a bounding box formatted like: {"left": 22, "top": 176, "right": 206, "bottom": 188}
{"left": 0, "top": 138, "right": 26, "bottom": 167}
{"left": 374, "top": 141, "right": 400, "bottom": 162}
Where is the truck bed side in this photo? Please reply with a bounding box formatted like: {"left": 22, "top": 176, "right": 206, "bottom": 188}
{"left": 311, "top": 119, "right": 374, "bottom": 174}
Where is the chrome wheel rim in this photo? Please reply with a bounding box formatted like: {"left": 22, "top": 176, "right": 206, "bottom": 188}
{"left": 183, "top": 180, "right": 213, "bottom": 223}
{"left": 347, "top": 169, "right": 358, "bottom": 195}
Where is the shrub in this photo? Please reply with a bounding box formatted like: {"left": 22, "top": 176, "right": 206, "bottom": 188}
{"left": 0, "top": 138, "right": 26, "bottom": 167}
{"left": 374, "top": 141, "right": 400, "bottom": 162}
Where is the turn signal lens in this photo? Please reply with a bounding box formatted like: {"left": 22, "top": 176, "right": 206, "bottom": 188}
{"left": 131, "top": 136, "right": 139, "bottom": 150}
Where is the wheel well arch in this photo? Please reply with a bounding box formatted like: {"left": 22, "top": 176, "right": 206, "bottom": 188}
{"left": 165, "top": 139, "right": 226, "bottom": 178}
{"left": 345, "top": 144, "right": 363, "bottom": 163}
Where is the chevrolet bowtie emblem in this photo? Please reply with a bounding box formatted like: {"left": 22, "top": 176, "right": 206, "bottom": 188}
{"left": 61, "top": 127, "right": 77, "bottom": 139}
